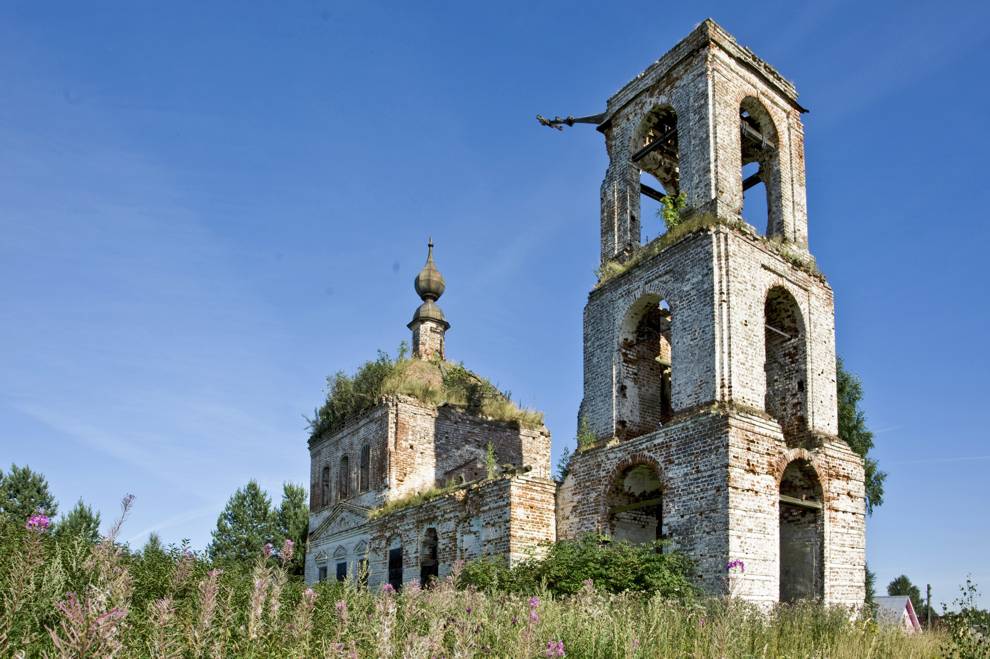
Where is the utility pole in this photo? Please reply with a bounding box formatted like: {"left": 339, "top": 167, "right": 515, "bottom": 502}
{"left": 926, "top": 583, "right": 932, "bottom": 629}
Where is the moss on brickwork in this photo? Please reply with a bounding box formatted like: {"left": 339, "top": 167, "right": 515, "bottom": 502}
{"left": 595, "top": 215, "right": 822, "bottom": 288}
{"left": 308, "top": 355, "right": 544, "bottom": 441}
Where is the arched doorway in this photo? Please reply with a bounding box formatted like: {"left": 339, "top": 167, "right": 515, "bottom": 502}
{"left": 606, "top": 462, "right": 664, "bottom": 545}
{"left": 779, "top": 459, "right": 824, "bottom": 602}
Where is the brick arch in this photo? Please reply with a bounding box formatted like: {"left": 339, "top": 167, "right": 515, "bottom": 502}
{"left": 598, "top": 453, "right": 667, "bottom": 541}
{"left": 772, "top": 448, "right": 828, "bottom": 502}
{"left": 762, "top": 284, "right": 810, "bottom": 441}
{"left": 616, "top": 291, "right": 676, "bottom": 440}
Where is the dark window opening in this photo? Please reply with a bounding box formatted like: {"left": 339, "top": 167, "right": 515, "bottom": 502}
{"left": 318, "top": 565, "right": 327, "bottom": 582}
{"left": 338, "top": 455, "right": 350, "bottom": 500}
{"left": 606, "top": 463, "right": 664, "bottom": 546}
{"left": 618, "top": 297, "right": 673, "bottom": 439}
{"left": 359, "top": 445, "right": 371, "bottom": 492}
{"left": 420, "top": 528, "right": 439, "bottom": 587}
{"left": 336, "top": 561, "right": 347, "bottom": 582}
{"left": 388, "top": 546, "right": 403, "bottom": 591}
{"left": 320, "top": 466, "right": 331, "bottom": 508}
{"left": 779, "top": 459, "right": 824, "bottom": 603}
{"left": 764, "top": 286, "right": 807, "bottom": 440}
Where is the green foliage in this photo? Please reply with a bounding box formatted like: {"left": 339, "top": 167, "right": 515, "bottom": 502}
{"left": 458, "top": 535, "right": 696, "bottom": 599}
{"left": 596, "top": 214, "right": 749, "bottom": 286}
{"left": 836, "top": 358, "right": 887, "bottom": 514}
{"left": 659, "top": 191, "right": 687, "bottom": 231}
{"left": 275, "top": 483, "right": 309, "bottom": 576}
{"left": 54, "top": 499, "right": 101, "bottom": 543}
{"left": 865, "top": 563, "right": 876, "bottom": 608}
{"left": 940, "top": 577, "right": 990, "bottom": 658}
{"left": 485, "top": 442, "right": 497, "bottom": 480}
{"left": 555, "top": 446, "right": 571, "bottom": 482}
{"left": 0, "top": 463, "right": 57, "bottom": 521}
{"left": 0, "top": 511, "right": 949, "bottom": 657}
{"left": 208, "top": 480, "right": 276, "bottom": 565}
{"left": 308, "top": 352, "right": 543, "bottom": 442}
{"left": 576, "top": 417, "right": 596, "bottom": 452}
{"left": 368, "top": 482, "right": 460, "bottom": 520}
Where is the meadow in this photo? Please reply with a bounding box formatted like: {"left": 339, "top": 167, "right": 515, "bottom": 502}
{"left": 0, "top": 499, "right": 952, "bottom": 658}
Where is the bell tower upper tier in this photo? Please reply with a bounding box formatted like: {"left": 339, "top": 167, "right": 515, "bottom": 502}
{"left": 597, "top": 19, "right": 809, "bottom": 263}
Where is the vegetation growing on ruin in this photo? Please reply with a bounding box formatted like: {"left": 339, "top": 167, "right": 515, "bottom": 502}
{"left": 307, "top": 348, "right": 544, "bottom": 441}
{"left": 366, "top": 482, "right": 462, "bottom": 520}
{"left": 594, "top": 214, "right": 822, "bottom": 287}
{"left": 0, "top": 506, "right": 954, "bottom": 658}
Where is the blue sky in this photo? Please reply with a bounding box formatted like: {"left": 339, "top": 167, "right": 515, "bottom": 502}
{"left": 2, "top": 1, "right": 988, "bottom": 608}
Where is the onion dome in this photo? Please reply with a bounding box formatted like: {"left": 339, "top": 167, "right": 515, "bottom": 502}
{"left": 414, "top": 239, "right": 446, "bottom": 301}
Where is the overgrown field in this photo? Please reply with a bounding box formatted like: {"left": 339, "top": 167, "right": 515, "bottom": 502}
{"left": 1, "top": 508, "right": 948, "bottom": 658}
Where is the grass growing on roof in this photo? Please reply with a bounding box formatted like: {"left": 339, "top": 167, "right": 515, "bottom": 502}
{"left": 307, "top": 348, "right": 544, "bottom": 441}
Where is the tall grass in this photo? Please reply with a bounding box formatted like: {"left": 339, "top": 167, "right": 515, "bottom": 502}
{"left": 0, "top": 502, "right": 945, "bottom": 658}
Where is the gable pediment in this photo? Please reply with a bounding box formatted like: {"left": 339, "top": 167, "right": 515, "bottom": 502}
{"left": 310, "top": 502, "right": 370, "bottom": 542}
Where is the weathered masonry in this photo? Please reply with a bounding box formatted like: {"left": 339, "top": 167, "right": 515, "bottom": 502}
{"left": 306, "top": 19, "right": 866, "bottom": 607}
{"left": 305, "top": 243, "right": 556, "bottom": 589}
{"left": 555, "top": 19, "right": 865, "bottom": 606}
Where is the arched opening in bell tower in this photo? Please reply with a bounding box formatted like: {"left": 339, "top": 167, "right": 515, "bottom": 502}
{"left": 764, "top": 286, "right": 807, "bottom": 439}
{"left": 779, "top": 459, "right": 824, "bottom": 602}
{"left": 606, "top": 462, "right": 664, "bottom": 545}
{"left": 739, "top": 97, "right": 781, "bottom": 236}
{"left": 617, "top": 295, "right": 673, "bottom": 439}
{"left": 633, "top": 106, "right": 680, "bottom": 243}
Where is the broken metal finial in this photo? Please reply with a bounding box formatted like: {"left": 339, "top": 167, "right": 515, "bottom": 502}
{"left": 536, "top": 112, "right": 607, "bottom": 131}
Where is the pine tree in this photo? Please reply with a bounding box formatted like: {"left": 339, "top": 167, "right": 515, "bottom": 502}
{"left": 275, "top": 482, "right": 309, "bottom": 575}
{"left": 0, "top": 463, "right": 57, "bottom": 521}
{"left": 836, "top": 359, "right": 887, "bottom": 514}
{"left": 55, "top": 499, "right": 101, "bottom": 542}
{"left": 207, "top": 480, "right": 275, "bottom": 565}
{"left": 888, "top": 574, "right": 924, "bottom": 617}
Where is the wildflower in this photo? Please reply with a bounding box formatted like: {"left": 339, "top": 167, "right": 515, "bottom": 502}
{"left": 25, "top": 512, "right": 50, "bottom": 532}
{"left": 303, "top": 587, "right": 317, "bottom": 604}
{"left": 335, "top": 599, "right": 348, "bottom": 625}
{"left": 512, "top": 616, "right": 519, "bottom": 626}
{"left": 546, "top": 640, "right": 566, "bottom": 657}
{"left": 263, "top": 542, "right": 275, "bottom": 558}
{"left": 466, "top": 606, "right": 472, "bottom": 614}
{"left": 529, "top": 596, "right": 540, "bottom": 608}
{"left": 698, "top": 617, "right": 706, "bottom": 627}
{"left": 726, "top": 559, "right": 745, "bottom": 574}
{"left": 382, "top": 582, "right": 396, "bottom": 594}
{"left": 282, "top": 538, "right": 295, "bottom": 563}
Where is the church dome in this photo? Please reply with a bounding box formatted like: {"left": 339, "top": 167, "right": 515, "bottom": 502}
{"left": 414, "top": 239, "right": 445, "bottom": 301}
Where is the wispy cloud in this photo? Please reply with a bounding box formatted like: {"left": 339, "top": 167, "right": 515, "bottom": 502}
{"left": 888, "top": 455, "right": 990, "bottom": 466}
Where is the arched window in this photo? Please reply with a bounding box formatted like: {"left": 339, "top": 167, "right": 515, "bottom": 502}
{"left": 764, "top": 286, "right": 807, "bottom": 439}
{"left": 338, "top": 455, "right": 350, "bottom": 500}
{"left": 359, "top": 445, "right": 371, "bottom": 492}
{"left": 617, "top": 295, "right": 673, "bottom": 439}
{"left": 633, "top": 106, "right": 680, "bottom": 243}
{"left": 320, "top": 466, "right": 331, "bottom": 508}
{"left": 739, "top": 97, "right": 781, "bottom": 236}
{"left": 606, "top": 462, "right": 664, "bottom": 545}
{"left": 779, "top": 459, "right": 824, "bottom": 602}
{"left": 419, "top": 527, "right": 439, "bottom": 587}
{"left": 333, "top": 545, "right": 348, "bottom": 582}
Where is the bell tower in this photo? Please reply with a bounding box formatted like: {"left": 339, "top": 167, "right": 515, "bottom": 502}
{"left": 555, "top": 20, "right": 866, "bottom": 607}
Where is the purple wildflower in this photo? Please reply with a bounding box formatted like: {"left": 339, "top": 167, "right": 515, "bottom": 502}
{"left": 263, "top": 542, "right": 274, "bottom": 558}
{"left": 726, "top": 559, "right": 745, "bottom": 574}
{"left": 381, "top": 583, "right": 396, "bottom": 594}
{"left": 529, "top": 596, "right": 540, "bottom": 608}
{"left": 546, "top": 640, "right": 566, "bottom": 657}
{"left": 26, "top": 512, "right": 50, "bottom": 532}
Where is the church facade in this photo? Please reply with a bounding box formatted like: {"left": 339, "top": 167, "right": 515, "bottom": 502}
{"left": 306, "top": 19, "right": 866, "bottom": 607}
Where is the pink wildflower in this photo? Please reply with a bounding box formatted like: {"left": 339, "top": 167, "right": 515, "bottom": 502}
{"left": 726, "top": 559, "right": 745, "bottom": 574}
{"left": 26, "top": 512, "right": 50, "bottom": 531}
{"left": 281, "top": 538, "right": 295, "bottom": 563}
{"left": 382, "top": 583, "right": 396, "bottom": 594}
{"left": 303, "top": 587, "right": 317, "bottom": 604}
{"left": 263, "top": 542, "right": 275, "bottom": 558}
{"left": 335, "top": 599, "right": 348, "bottom": 624}
{"left": 529, "top": 596, "right": 540, "bottom": 608}
{"left": 546, "top": 640, "right": 566, "bottom": 657}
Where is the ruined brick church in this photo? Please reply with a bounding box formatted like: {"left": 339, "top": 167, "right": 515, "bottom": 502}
{"left": 306, "top": 19, "right": 866, "bottom": 607}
